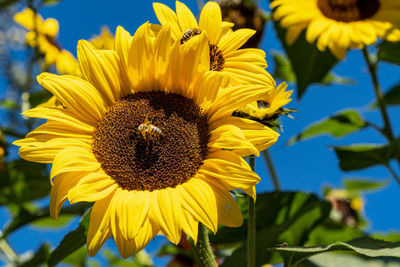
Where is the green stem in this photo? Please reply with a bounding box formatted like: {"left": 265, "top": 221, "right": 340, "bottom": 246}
{"left": 0, "top": 233, "right": 18, "bottom": 263}
{"left": 247, "top": 157, "right": 256, "bottom": 267}
{"left": 262, "top": 150, "right": 281, "bottom": 191}
{"left": 362, "top": 46, "right": 400, "bottom": 185}
{"left": 195, "top": 223, "right": 217, "bottom": 267}
{"left": 385, "top": 164, "right": 400, "bottom": 187}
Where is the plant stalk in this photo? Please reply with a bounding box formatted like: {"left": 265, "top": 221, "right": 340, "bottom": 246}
{"left": 247, "top": 157, "right": 256, "bottom": 267}
{"left": 262, "top": 150, "right": 281, "bottom": 191}
{"left": 362, "top": 46, "right": 400, "bottom": 185}
{"left": 195, "top": 223, "right": 218, "bottom": 267}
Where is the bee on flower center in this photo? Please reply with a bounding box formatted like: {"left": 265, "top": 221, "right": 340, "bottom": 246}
{"left": 138, "top": 114, "right": 164, "bottom": 143}
{"left": 180, "top": 28, "right": 202, "bottom": 44}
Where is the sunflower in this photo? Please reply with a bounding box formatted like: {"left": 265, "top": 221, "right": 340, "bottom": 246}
{"left": 153, "top": 1, "right": 275, "bottom": 87}
{"left": 90, "top": 26, "right": 115, "bottom": 50}
{"left": 271, "top": 0, "right": 400, "bottom": 59}
{"left": 14, "top": 8, "right": 79, "bottom": 74}
{"left": 14, "top": 23, "right": 279, "bottom": 257}
{"left": 240, "top": 82, "right": 292, "bottom": 120}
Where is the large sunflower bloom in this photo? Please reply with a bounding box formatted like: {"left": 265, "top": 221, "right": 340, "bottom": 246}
{"left": 14, "top": 23, "right": 279, "bottom": 257}
{"left": 271, "top": 0, "right": 400, "bottom": 59}
{"left": 153, "top": 1, "right": 275, "bottom": 87}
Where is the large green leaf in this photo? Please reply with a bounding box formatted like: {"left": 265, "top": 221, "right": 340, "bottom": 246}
{"left": 270, "top": 237, "right": 400, "bottom": 267}
{"left": 333, "top": 144, "right": 395, "bottom": 171}
{"left": 47, "top": 210, "right": 91, "bottom": 267}
{"left": 288, "top": 110, "right": 367, "bottom": 145}
{"left": 212, "top": 191, "right": 331, "bottom": 266}
{"left": 378, "top": 41, "right": 400, "bottom": 65}
{"left": 270, "top": 9, "right": 338, "bottom": 98}
{"left": 373, "top": 83, "right": 400, "bottom": 107}
{"left": 272, "top": 52, "right": 354, "bottom": 87}
{"left": 308, "top": 253, "right": 400, "bottom": 267}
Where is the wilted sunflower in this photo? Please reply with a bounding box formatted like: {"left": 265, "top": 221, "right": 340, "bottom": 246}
{"left": 153, "top": 1, "right": 275, "bottom": 86}
{"left": 14, "top": 23, "right": 279, "bottom": 257}
{"left": 14, "top": 8, "right": 78, "bottom": 74}
{"left": 271, "top": 0, "right": 400, "bottom": 59}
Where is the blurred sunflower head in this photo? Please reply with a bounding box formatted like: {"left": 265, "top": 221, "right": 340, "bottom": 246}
{"left": 271, "top": 0, "right": 400, "bottom": 59}
{"left": 153, "top": 1, "right": 275, "bottom": 87}
{"left": 14, "top": 8, "right": 78, "bottom": 74}
{"left": 90, "top": 26, "right": 115, "bottom": 50}
{"left": 14, "top": 22, "right": 279, "bottom": 257}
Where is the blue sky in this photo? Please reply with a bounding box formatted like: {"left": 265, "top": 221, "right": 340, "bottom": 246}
{"left": 1, "top": 0, "right": 400, "bottom": 265}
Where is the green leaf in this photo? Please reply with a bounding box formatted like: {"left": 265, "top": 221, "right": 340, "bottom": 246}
{"left": 48, "top": 210, "right": 91, "bottom": 267}
{"left": 103, "top": 249, "right": 154, "bottom": 267}
{"left": 288, "top": 110, "right": 367, "bottom": 145}
{"left": 2, "top": 203, "right": 90, "bottom": 238}
{"left": 372, "top": 83, "right": 400, "bottom": 107}
{"left": 0, "top": 99, "right": 19, "bottom": 109}
{"left": 270, "top": 10, "right": 338, "bottom": 98}
{"left": 333, "top": 144, "right": 395, "bottom": 171}
{"left": 213, "top": 191, "right": 331, "bottom": 266}
{"left": 272, "top": 52, "right": 296, "bottom": 82}
{"left": 320, "top": 73, "right": 355, "bottom": 86}
{"left": 344, "top": 178, "right": 388, "bottom": 192}
{"left": 61, "top": 247, "right": 88, "bottom": 267}
{"left": 270, "top": 237, "right": 400, "bottom": 267}
{"left": 42, "top": 0, "right": 61, "bottom": 5}
{"left": 0, "top": 159, "right": 50, "bottom": 205}
{"left": 19, "top": 243, "right": 50, "bottom": 267}
{"left": 29, "top": 89, "right": 53, "bottom": 108}
{"left": 378, "top": 41, "right": 400, "bottom": 65}
{"left": 307, "top": 252, "right": 400, "bottom": 267}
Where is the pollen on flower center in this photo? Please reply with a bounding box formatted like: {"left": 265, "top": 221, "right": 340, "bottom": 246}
{"left": 92, "top": 91, "right": 209, "bottom": 191}
{"left": 317, "top": 0, "right": 380, "bottom": 22}
{"left": 209, "top": 44, "right": 225, "bottom": 71}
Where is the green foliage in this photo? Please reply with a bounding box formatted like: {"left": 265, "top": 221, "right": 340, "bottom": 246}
{"left": 0, "top": 99, "right": 19, "bottom": 109}
{"left": 344, "top": 179, "right": 388, "bottom": 192}
{"left": 19, "top": 243, "right": 51, "bottom": 267}
{"left": 272, "top": 52, "right": 354, "bottom": 87}
{"left": 288, "top": 110, "right": 367, "bottom": 145}
{"left": 0, "top": 0, "right": 18, "bottom": 8}
{"left": 380, "top": 83, "right": 400, "bottom": 107}
{"left": 333, "top": 144, "right": 395, "bottom": 171}
{"left": 305, "top": 253, "right": 400, "bottom": 267}
{"left": 270, "top": 237, "right": 400, "bottom": 267}
{"left": 270, "top": 11, "right": 338, "bottom": 98}
{"left": 47, "top": 210, "right": 91, "bottom": 267}
{"left": 0, "top": 159, "right": 50, "bottom": 205}
{"left": 103, "top": 249, "right": 154, "bottom": 267}
{"left": 211, "top": 191, "right": 331, "bottom": 266}
{"left": 378, "top": 41, "right": 400, "bottom": 65}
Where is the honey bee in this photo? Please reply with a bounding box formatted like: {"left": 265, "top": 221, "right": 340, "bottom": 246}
{"left": 138, "top": 114, "right": 163, "bottom": 142}
{"left": 180, "top": 28, "right": 202, "bottom": 44}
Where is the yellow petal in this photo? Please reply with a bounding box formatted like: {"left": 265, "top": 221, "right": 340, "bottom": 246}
{"left": 176, "top": 1, "right": 198, "bottom": 30}
{"left": 14, "top": 8, "right": 43, "bottom": 31}
{"left": 180, "top": 210, "right": 199, "bottom": 243}
{"left": 199, "top": 1, "right": 222, "bottom": 44}
{"left": 208, "top": 84, "right": 271, "bottom": 122}
{"left": 179, "top": 177, "right": 218, "bottom": 233}
{"left": 50, "top": 146, "right": 100, "bottom": 178}
{"left": 208, "top": 124, "right": 259, "bottom": 157}
{"left": 37, "top": 73, "right": 107, "bottom": 123}
{"left": 77, "top": 40, "right": 124, "bottom": 104}
{"left": 26, "top": 121, "right": 92, "bottom": 139}
{"left": 224, "top": 48, "right": 267, "bottom": 68}
{"left": 50, "top": 172, "right": 86, "bottom": 219}
{"left": 41, "top": 18, "right": 59, "bottom": 37}
{"left": 218, "top": 29, "right": 255, "bottom": 54}
{"left": 199, "top": 150, "right": 260, "bottom": 192}
{"left": 22, "top": 107, "right": 95, "bottom": 133}
{"left": 68, "top": 172, "right": 117, "bottom": 203}
{"left": 153, "top": 2, "right": 181, "bottom": 39}
{"left": 192, "top": 71, "right": 223, "bottom": 112}
{"left": 150, "top": 188, "right": 182, "bottom": 244}
{"left": 87, "top": 194, "right": 114, "bottom": 257}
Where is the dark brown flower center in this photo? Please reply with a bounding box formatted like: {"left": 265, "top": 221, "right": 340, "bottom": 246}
{"left": 92, "top": 91, "right": 209, "bottom": 191}
{"left": 257, "top": 100, "right": 270, "bottom": 109}
{"left": 317, "top": 0, "right": 380, "bottom": 22}
{"left": 209, "top": 44, "right": 225, "bottom": 71}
